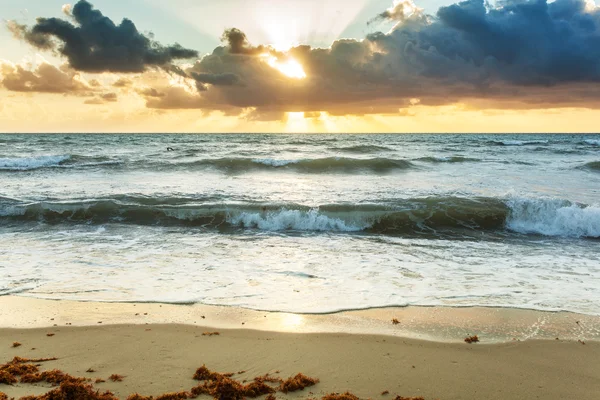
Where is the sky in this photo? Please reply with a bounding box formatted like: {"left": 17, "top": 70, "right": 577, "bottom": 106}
{"left": 1, "top": 0, "right": 600, "bottom": 133}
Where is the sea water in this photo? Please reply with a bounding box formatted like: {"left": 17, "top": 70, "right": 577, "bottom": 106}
{"left": 0, "top": 133, "right": 599, "bottom": 314}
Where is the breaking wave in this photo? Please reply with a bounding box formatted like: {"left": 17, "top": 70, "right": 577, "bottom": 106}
{"left": 492, "top": 140, "right": 550, "bottom": 146}
{"left": 330, "top": 145, "right": 393, "bottom": 153}
{"left": 0, "top": 155, "right": 71, "bottom": 171}
{"left": 183, "top": 157, "right": 416, "bottom": 173}
{"left": 582, "top": 139, "right": 600, "bottom": 146}
{"left": 0, "top": 155, "right": 120, "bottom": 171}
{"left": 580, "top": 161, "right": 600, "bottom": 171}
{"left": 1, "top": 196, "right": 597, "bottom": 238}
{"left": 416, "top": 156, "right": 480, "bottom": 163}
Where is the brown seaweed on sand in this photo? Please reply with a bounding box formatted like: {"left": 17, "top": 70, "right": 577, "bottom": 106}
{"left": 0, "top": 392, "right": 7, "bottom": 400}
{"left": 12, "top": 342, "right": 22, "bottom": 348}
{"left": 95, "top": 378, "right": 106, "bottom": 383}
{"left": 46, "top": 333, "right": 55, "bottom": 337}
{"left": 393, "top": 397, "right": 425, "bottom": 400}
{"left": 201, "top": 332, "right": 220, "bottom": 337}
{"left": 382, "top": 390, "right": 390, "bottom": 395}
{"left": 191, "top": 372, "right": 276, "bottom": 399}
{"left": 20, "top": 379, "right": 117, "bottom": 400}
{"left": 127, "top": 392, "right": 191, "bottom": 400}
{"left": 279, "top": 373, "right": 319, "bottom": 393}
{"left": 109, "top": 374, "right": 124, "bottom": 382}
{"left": 322, "top": 392, "right": 360, "bottom": 400}
{"left": 392, "top": 319, "right": 400, "bottom": 325}
{"left": 21, "top": 369, "right": 86, "bottom": 385}
{"left": 464, "top": 335, "right": 479, "bottom": 344}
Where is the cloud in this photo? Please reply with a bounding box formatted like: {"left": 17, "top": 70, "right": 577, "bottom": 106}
{"left": 140, "top": 0, "right": 600, "bottom": 118}
{"left": 9, "top": 0, "right": 600, "bottom": 119}
{"left": 62, "top": 4, "right": 72, "bottom": 17}
{"left": 368, "top": 0, "right": 428, "bottom": 26}
{"left": 9, "top": 0, "right": 198, "bottom": 73}
{"left": 0, "top": 61, "right": 96, "bottom": 94}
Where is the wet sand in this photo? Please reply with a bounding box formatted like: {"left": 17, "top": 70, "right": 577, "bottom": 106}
{"left": 1, "top": 297, "right": 599, "bottom": 399}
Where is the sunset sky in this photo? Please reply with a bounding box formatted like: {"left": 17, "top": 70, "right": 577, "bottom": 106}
{"left": 2, "top": 0, "right": 600, "bottom": 133}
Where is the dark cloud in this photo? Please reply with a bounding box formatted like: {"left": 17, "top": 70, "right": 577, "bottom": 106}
{"left": 9, "top": 0, "right": 198, "bottom": 73}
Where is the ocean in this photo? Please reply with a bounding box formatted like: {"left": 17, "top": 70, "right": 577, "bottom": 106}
{"left": 0, "top": 133, "right": 599, "bottom": 315}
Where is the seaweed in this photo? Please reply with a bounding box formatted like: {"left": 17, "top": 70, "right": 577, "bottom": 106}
{"left": 392, "top": 319, "right": 400, "bottom": 325}
{"left": 86, "top": 368, "right": 96, "bottom": 373}
{"left": 109, "top": 374, "right": 124, "bottom": 382}
{"left": 265, "top": 395, "right": 276, "bottom": 400}
{"left": 192, "top": 366, "right": 222, "bottom": 381}
{"left": 127, "top": 393, "right": 190, "bottom": 400}
{"left": 95, "top": 379, "right": 106, "bottom": 384}
{"left": 46, "top": 334, "right": 55, "bottom": 337}
{"left": 322, "top": 392, "right": 359, "bottom": 400}
{"left": 21, "top": 369, "right": 86, "bottom": 385}
{"left": 279, "top": 373, "right": 319, "bottom": 393}
{"left": 20, "top": 379, "right": 118, "bottom": 400}
{"left": 382, "top": 390, "right": 390, "bottom": 395}
{"left": 0, "top": 370, "right": 17, "bottom": 385}
{"left": 12, "top": 342, "right": 22, "bottom": 348}
{"left": 0, "top": 392, "right": 7, "bottom": 400}
{"left": 201, "top": 332, "right": 220, "bottom": 337}
{"left": 393, "top": 397, "right": 425, "bottom": 400}
{"left": 242, "top": 379, "right": 276, "bottom": 397}
{"left": 464, "top": 335, "right": 479, "bottom": 344}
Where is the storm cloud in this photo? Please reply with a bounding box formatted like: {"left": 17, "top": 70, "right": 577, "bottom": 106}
{"left": 7, "top": 0, "right": 600, "bottom": 118}
{"left": 10, "top": 0, "right": 198, "bottom": 73}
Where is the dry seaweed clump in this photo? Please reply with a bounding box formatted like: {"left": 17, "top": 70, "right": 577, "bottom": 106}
{"left": 464, "top": 335, "right": 479, "bottom": 344}
{"left": 0, "top": 392, "right": 7, "bottom": 400}
{"left": 0, "top": 356, "right": 47, "bottom": 384}
{"left": 322, "top": 392, "right": 360, "bottom": 400}
{"left": 393, "top": 397, "right": 425, "bottom": 400}
{"left": 127, "top": 392, "right": 191, "bottom": 400}
{"left": 109, "top": 374, "right": 125, "bottom": 382}
{"left": 21, "top": 369, "right": 86, "bottom": 385}
{"left": 21, "top": 379, "right": 118, "bottom": 400}
{"left": 279, "top": 373, "right": 319, "bottom": 393}
{"left": 202, "top": 332, "right": 220, "bottom": 337}
{"left": 392, "top": 319, "right": 400, "bottom": 325}
{"left": 12, "top": 342, "right": 22, "bottom": 348}
{"left": 191, "top": 366, "right": 280, "bottom": 399}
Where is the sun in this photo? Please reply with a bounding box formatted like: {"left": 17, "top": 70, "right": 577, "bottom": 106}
{"left": 262, "top": 54, "right": 307, "bottom": 79}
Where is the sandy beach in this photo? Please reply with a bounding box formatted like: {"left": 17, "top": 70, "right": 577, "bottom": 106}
{"left": 1, "top": 297, "right": 599, "bottom": 400}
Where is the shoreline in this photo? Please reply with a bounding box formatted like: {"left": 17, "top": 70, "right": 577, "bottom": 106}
{"left": 1, "top": 296, "right": 599, "bottom": 343}
{"left": 2, "top": 325, "right": 599, "bottom": 400}
{"left": 1, "top": 297, "right": 600, "bottom": 399}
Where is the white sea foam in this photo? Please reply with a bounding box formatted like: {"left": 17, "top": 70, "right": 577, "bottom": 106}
{"left": 499, "top": 140, "right": 549, "bottom": 146}
{"left": 583, "top": 139, "right": 600, "bottom": 146}
{"left": 227, "top": 209, "right": 367, "bottom": 232}
{"left": 506, "top": 198, "right": 600, "bottom": 238}
{"left": 0, "top": 155, "right": 70, "bottom": 170}
{"left": 252, "top": 158, "right": 299, "bottom": 167}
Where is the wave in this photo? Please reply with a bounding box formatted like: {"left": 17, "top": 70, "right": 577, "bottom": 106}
{"left": 2, "top": 196, "right": 597, "bottom": 238}
{"left": 416, "top": 156, "right": 480, "bottom": 163}
{"left": 492, "top": 140, "right": 549, "bottom": 146}
{"left": 331, "top": 145, "right": 393, "bottom": 154}
{"left": 0, "top": 155, "right": 70, "bottom": 171}
{"left": 183, "top": 157, "right": 415, "bottom": 173}
{"left": 0, "top": 155, "right": 121, "bottom": 171}
{"left": 580, "top": 161, "right": 600, "bottom": 171}
{"left": 582, "top": 139, "right": 600, "bottom": 146}
{"left": 506, "top": 198, "right": 600, "bottom": 238}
